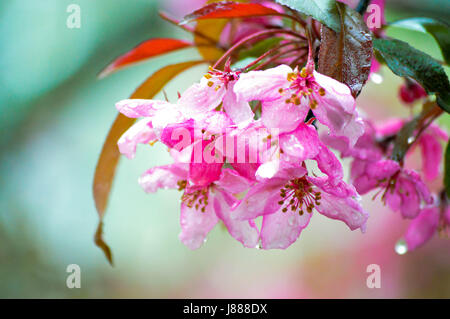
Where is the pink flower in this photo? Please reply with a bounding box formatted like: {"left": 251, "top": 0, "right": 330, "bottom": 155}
{"left": 374, "top": 119, "right": 448, "bottom": 181}
{"left": 415, "top": 124, "right": 449, "bottom": 180}
{"left": 404, "top": 203, "right": 449, "bottom": 251}
{"left": 352, "top": 160, "right": 433, "bottom": 218}
{"left": 325, "top": 118, "right": 448, "bottom": 181}
{"left": 232, "top": 162, "right": 368, "bottom": 249}
{"left": 321, "top": 119, "right": 383, "bottom": 162}
{"left": 179, "top": 64, "right": 254, "bottom": 125}
{"left": 140, "top": 157, "right": 259, "bottom": 249}
{"left": 234, "top": 65, "right": 364, "bottom": 146}
{"left": 398, "top": 81, "right": 428, "bottom": 105}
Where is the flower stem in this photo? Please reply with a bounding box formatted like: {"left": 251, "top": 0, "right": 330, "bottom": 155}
{"left": 242, "top": 41, "right": 304, "bottom": 70}
{"left": 213, "top": 29, "right": 305, "bottom": 69}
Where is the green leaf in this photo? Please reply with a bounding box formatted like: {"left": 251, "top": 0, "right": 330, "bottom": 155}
{"left": 390, "top": 17, "right": 450, "bottom": 64}
{"left": 445, "top": 141, "right": 450, "bottom": 197}
{"left": 238, "top": 37, "right": 283, "bottom": 60}
{"left": 318, "top": 3, "right": 372, "bottom": 97}
{"left": 373, "top": 38, "right": 450, "bottom": 113}
{"left": 275, "top": 0, "right": 341, "bottom": 32}
{"left": 231, "top": 57, "right": 258, "bottom": 70}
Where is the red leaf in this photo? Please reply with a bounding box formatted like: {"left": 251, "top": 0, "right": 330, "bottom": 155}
{"left": 182, "top": 1, "right": 279, "bottom": 23}
{"left": 318, "top": 3, "right": 372, "bottom": 97}
{"left": 99, "top": 38, "right": 192, "bottom": 78}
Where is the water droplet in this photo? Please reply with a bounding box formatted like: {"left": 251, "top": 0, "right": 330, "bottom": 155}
{"left": 407, "top": 137, "right": 414, "bottom": 144}
{"left": 395, "top": 239, "right": 408, "bottom": 255}
{"left": 370, "top": 73, "right": 383, "bottom": 84}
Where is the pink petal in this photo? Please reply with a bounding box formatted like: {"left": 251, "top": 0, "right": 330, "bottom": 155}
{"left": 179, "top": 202, "right": 219, "bottom": 250}
{"left": 386, "top": 178, "right": 421, "bottom": 218}
{"left": 261, "top": 99, "right": 308, "bottom": 133}
{"left": 308, "top": 176, "right": 357, "bottom": 198}
{"left": 376, "top": 118, "right": 403, "bottom": 136}
{"left": 216, "top": 168, "right": 252, "bottom": 194}
{"left": 213, "top": 190, "right": 259, "bottom": 248}
{"left": 404, "top": 169, "right": 433, "bottom": 205}
{"left": 260, "top": 209, "right": 312, "bottom": 249}
{"left": 313, "top": 70, "right": 355, "bottom": 114}
{"left": 419, "top": 133, "right": 444, "bottom": 181}
{"left": 138, "top": 163, "right": 188, "bottom": 193}
{"left": 118, "top": 118, "right": 156, "bottom": 159}
{"left": 231, "top": 179, "right": 286, "bottom": 220}
{"left": 315, "top": 191, "right": 368, "bottom": 231}
{"left": 280, "top": 123, "right": 321, "bottom": 161}
{"left": 189, "top": 162, "right": 223, "bottom": 187}
{"left": 314, "top": 143, "right": 344, "bottom": 182}
{"left": 116, "top": 99, "right": 171, "bottom": 118}
{"left": 352, "top": 159, "right": 400, "bottom": 194}
{"left": 189, "top": 139, "right": 224, "bottom": 186}
{"left": 231, "top": 163, "right": 259, "bottom": 181}
{"left": 178, "top": 78, "right": 226, "bottom": 114}
{"left": 160, "top": 119, "right": 194, "bottom": 149}
{"left": 405, "top": 207, "right": 439, "bottom": 251}
{"left": 234, "top": 64, "right": 292, "bottom": 102}
{"left": 222, "top": 82, "right": 254, "bottom": 125}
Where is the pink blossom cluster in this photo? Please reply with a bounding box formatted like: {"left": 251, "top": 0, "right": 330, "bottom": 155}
{"left": 116, "top": 54, "right": 449, "bottom": 251}
{"left": 115, "top": 60, "right": 375, "bottom": 250}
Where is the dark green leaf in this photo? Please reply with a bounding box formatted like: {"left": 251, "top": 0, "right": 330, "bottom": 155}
{"left": 275, "top": 0, "right": 341, "bottom": 32}
{"left": 318, "top": 3, "right": 372, "bottom": 97}
{"left": 390, "top": 17, "right": 450, "bottom": 64}
{"left": 373, "top": 38, "right": 450, "bottom": 113}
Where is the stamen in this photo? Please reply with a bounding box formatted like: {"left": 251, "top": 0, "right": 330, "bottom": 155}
{"left": 277, "top": 177, "right": 320, "bottom": 214}
{"left": 180, "top": 184, "right": 210, "bottom": 213}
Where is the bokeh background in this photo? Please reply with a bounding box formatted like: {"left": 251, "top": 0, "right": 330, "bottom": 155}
{"left": 0, "top": 0, "right": 449, "bottom": 298}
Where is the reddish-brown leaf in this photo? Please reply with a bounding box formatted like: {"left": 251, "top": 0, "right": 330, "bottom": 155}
{"left": 99, "top": 38, "right": 192, "bottom": 78}
{"left": 182, "top": 1, "right": 279, "bottom": 23}
{"left": 318, "top": 3, "right": 372, "bottom": 97}
{"left": 93, "top": 60, "right": 207, "bottom": 264}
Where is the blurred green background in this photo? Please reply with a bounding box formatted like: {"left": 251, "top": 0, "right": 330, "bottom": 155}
{"left": 0, "top": 0, "right": 449, "bottom": 298}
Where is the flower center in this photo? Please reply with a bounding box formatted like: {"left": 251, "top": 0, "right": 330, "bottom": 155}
{"left": 278, "top": 67, "right": 325, "bottom": 109}
{"left": 178, "top": 180, "right": 210, "bottom": 213}
{"left": 204, "top": 66, "right": 240, "bottom": 91}
{"left": 277, "top": 177, "right": 321, "bottom": 215}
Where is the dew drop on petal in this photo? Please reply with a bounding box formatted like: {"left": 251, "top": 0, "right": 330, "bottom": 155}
{"left": 370, "top": 73, "right": 383, "bottom": 84}
{"left": 395, "top": 239, "right": 408, "bottom": 255}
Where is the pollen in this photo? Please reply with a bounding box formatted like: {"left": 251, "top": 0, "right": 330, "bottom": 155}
{"left": 207, "top": 81, "right": 214, "bottom": 87}
{"left": 310, "top": 99, "right": 318, "bottom": 109}
{"left": 204, "top": 73, "right": 212, "bottom": 80}
{"left": 287, "top": 72, "right": 297, "bottom": 81}
{"left": 181, "top": 185, "right": 210, "bottom": 213}
{"left": 299, "top": 67, "right": 308, "bottom": 78}
{"left": 277, "top": 177, "right": 321, "bottom": 215}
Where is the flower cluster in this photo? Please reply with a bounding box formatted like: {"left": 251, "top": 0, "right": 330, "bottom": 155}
{"left": 94, "top": 0, "right": 450, "bottom": 262}
{"left": 116, "top": 62, "right": 370, "bottom": 250}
